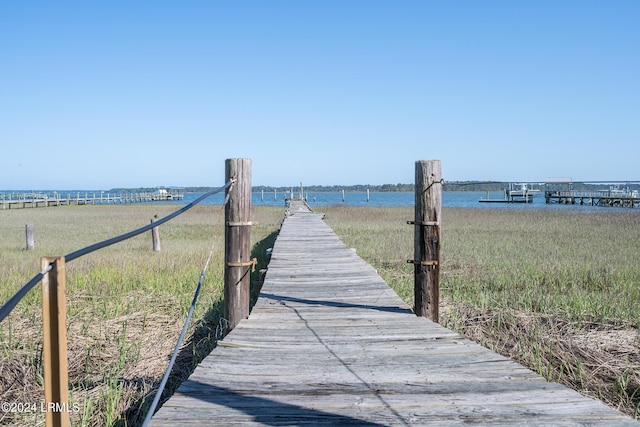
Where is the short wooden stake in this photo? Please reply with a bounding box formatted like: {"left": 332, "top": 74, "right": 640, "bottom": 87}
{"left": 41, "top": 256, "right": 70, "bottom": 427}
{"left": 151, "top": 219, "right": 161, "bottom": 252}
{"left": 413, "top": 160, "right": 442, "bottom": 322}
{"left": 26, "top": 224, "right": 35, "bottom": 250}
{"left": 224, "top": 158, "right": 252, "bottom": 330}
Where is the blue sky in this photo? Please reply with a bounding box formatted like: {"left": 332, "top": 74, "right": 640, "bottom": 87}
{"left": 1, "top": 1, "right": 638, "bottom": 189}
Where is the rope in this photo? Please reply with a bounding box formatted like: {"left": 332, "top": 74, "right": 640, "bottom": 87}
{"left": 140, "top": 270, "right": 203, "bottom": 427}
{"left": 0, "top": 179, "right": 234, "bottom": 324}
{"left": 424, "top": 178, "right": 445, "bottom": 192}
{"left": 142, "top": 179, "right": 234, "bottom": 425}
{"left": 0, "top": 264, "right": 54, "bottom": 323}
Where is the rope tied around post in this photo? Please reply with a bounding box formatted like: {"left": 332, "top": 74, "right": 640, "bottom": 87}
{"left": 226, "top": 258, "right": 258, "bottom": 272}
{"left": 407, "top": 260, "right": 439, "bottom": 266}
{"left": 423, "top": 177, "right": 445, "bottom": 193}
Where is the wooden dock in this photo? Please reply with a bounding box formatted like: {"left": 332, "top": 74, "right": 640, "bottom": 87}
{"left": 0, "top": 189, "right": 183, "bottom": 210}
{"left": 479, "top": 184, "right": 539, "bottom": 204}
{"left": 545, "top": 190, "right": 640, "bottom": 208}
{"left": 149, "top": 201, "right": 637, "bottom": 426}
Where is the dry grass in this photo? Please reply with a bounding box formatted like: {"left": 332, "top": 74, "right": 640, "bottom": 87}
{"left": 443, "top": 304, "right": 640, "bottom": 417}
{"left": 0, "top": 203, "right": 282, "bottom": 426}
{"left": 2, "top": 201, "right": 639, "bottom": 423}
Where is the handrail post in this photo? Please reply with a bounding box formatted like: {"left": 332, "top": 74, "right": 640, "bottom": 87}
{"left": 26, "top": 224, "right": 35, "bottom": 250}
{"left": 224, "top": 158, "right": 252, "bottom": 330}
{"left": 41, "top": 256, "right": 70, "bottom": 427}
{"left": 151, "top": 218, "right": 161, "bottom": 252}
{"left": 413, "top": 160, "right": 442, "bottom": 322}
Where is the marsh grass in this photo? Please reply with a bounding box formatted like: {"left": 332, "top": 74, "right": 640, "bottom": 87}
{"left": 0, "top": 203, "right": 283, "bottom": 426}
{"left": 323, "top": 205, "right": 640, "bottom": 419}
{"left": 2, "top": 202, "right": 639, "bottom": 423}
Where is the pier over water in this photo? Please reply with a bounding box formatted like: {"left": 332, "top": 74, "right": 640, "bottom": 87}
{"left": 0, "top": 188, "right": 184, "bottom": 209}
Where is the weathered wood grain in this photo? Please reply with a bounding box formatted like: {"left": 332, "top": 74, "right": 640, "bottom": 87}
{"left": 224, "top": 158, "right": 252, "bottom": 329}
{"left": 150, "top": 201, "right": 637, "bottom": 426}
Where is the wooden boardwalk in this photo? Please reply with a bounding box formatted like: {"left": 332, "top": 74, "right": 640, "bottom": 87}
{"left": 1, "top": 189, "right": 183, "bottom": 209}
{"left": 150, "top": 201, "right": 637, "bottom": 426}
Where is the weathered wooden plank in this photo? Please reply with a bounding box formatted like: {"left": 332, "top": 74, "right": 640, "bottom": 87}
{"left": 150, "top": 204, "right": 638, "bottom": 426}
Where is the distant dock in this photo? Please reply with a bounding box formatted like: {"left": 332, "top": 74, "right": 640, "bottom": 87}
{"left": 544, "top": 180, "right": 640, "bottom": 209}
{"left": 479, "top": 183, "right": 539, "bottom": 204}
{"left": 1, "top": 188, "right": 184, "bottom": 210}
{"left": 545, "top": 190, "right": 640, "bottom": 208}
{"left": 478, "top": 181, "right": 640, "bottom": 209}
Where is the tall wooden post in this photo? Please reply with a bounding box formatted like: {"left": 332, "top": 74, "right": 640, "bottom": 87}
{"left": 412, "top": 160, "right": 442, "bottom": 322}
{"left": 26, "top": 224, "right": 35, "bottom": 250}
{"left": 224, "top": 158, "right": 252, "bottom": 330}
{"left": 41, "top": 256, "right": 70, "bottom": 427}
{"left": 151, "top": 219, "right": 161, "bottom": 252}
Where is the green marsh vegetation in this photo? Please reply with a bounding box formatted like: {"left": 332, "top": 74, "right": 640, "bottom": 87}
{"left": 0, "top": 203, "right": 282, "bottom": 426}
{"left": 323, "top": 205, "right": 640, "bottom": 419}
{"left": 1, "top": 202, "right": 639, "bottom": 424}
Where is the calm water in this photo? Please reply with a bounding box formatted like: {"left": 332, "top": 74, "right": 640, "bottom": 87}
{"left": 1, "top": 190, "right": 631, "bottom": 212}
{"left": 172, "top": 191, "right": 619, "bottom": 212}
{"left": 175, "top": 191, "right": 494, "bottom": 207}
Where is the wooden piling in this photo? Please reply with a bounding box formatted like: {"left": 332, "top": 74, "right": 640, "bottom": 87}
{"left": 224, "top": 158, "right": 252, "bottom": 330}
{"left": 412, "top": 160, "right": 442, "bottom": 322}
{"left": 41, "top": 256, "right": 70, "bottom": 427}
{"left": 151, "top": 219, "right": 161, "bottom": 252}
{"left": 26, "top": 224, "right": 35, "bottom": 250}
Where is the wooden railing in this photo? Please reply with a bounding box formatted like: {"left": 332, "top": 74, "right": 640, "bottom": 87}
{"left": 0, "top": 159, "right": 250, "bottom": 427}
{"left": 0, "top": 189, "right": 184, "bottom": 210}
{"left": 0, "top": 157, "right": 445, "bottom": 425}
